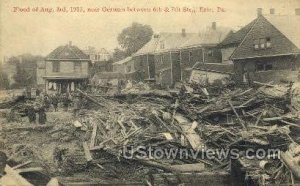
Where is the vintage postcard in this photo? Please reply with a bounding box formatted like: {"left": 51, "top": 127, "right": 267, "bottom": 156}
{"left": 0, "top": 0, "right": 300, "bottom": 185}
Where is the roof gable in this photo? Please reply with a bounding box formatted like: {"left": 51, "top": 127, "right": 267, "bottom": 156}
{"left": 231, "top": 15, "right": 300, "bottom": 60}
{"left": 46, "top": 45, "right": 89, "bottom": 60}
{"left": 220, "top": 19, "right": 257, "bottom": 46}
{"left": 264, "top": 15, "right": 300, "bottom": 49}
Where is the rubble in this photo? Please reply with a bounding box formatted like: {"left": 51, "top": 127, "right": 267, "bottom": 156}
{"left": 0, "top": 81, "right": 300, "bottom": 185}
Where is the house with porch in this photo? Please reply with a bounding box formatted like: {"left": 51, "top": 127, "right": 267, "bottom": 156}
{"left": 43, "top": 41, "right": 91, "bottom": 93}
{"left": 230, "top": 8, "right": 300, "bottom": 84}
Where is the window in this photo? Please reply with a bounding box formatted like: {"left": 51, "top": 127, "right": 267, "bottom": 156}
{"left": 254, "top": 39, "right": 259, "bottom": 49}
{"left": 256, "top": 62, "right": 273, "bottom": 71}
{"left": 52, "top": 61, "right": 60, "bottom": 72}
{"left": 260, "top": 38, "right": 266, "bottom": 49}
{"left": 74, "top": 62, "right": 82, "bottom": 72}
{"left": 254, "top": 37, "right": 271, "bottom": 50}
{"left": 266, "top": 37, "right": 271, "bottom": 48}
{"left": 207, "top": 50, "right": 213, "bottom": 57}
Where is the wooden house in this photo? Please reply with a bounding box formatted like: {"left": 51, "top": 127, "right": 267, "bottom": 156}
{"left": 43, "top": 41, "right": 91, "bottom": 93}
{"left": 230, "top": 9, "right": 300, "bottom": 84}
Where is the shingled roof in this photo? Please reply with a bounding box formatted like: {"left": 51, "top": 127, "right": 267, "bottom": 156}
{"left": 46, "top": 43, "right": 89, "bottom": 60}
{"left": 264, "top": 15, "right": 300, "bottom": 49}
{"left": 219, "top": 19, "right": 257, "bottom": 46}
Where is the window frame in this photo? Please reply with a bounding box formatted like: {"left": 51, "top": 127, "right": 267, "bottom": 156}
{"left": 74, "top": 62, "right": 82, "bottom": 72}
{"left": 52, "top": 61, "right": 60, "bottom": 72}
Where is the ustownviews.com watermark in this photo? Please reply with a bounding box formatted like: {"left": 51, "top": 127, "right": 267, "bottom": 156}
{"left": 121, "top": 146, "right": 280, "bottom": 160}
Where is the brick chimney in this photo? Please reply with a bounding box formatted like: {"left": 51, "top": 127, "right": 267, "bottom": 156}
{"left": 270, "top": 8, "right": 275, "bottom": 15}
{"left": 257, "top": 8, "right": 263, "bottom": 17}
{"left": 212, "top": 22, "right": 216, "bottom": 30}
{"left": 295, "top": 8, "right": 300, "bottom": 15}
{"left": 68, "top": 41, "right": 72, "bottom": 47}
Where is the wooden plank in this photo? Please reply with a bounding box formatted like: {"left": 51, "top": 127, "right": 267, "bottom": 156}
{"left": 228, "top": 100, "right": 247, "bottom": 130}
{"left": 12, "top": 161, "right": 32, "bottom": 170}
{"left": 174, "top": 114, "right": 204, "bottom": 151}
{"left": 16, "top": 167, "right": 43, "bottom": 173}
{"left": 90, "top": 122, "right": 98, "bottom": 148}
{"left": 83, "top": 142, "right": 93, "bottom": 162}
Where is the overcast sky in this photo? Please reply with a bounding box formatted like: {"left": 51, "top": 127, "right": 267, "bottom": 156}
{"left": 0, "top": 0, "right": 299, "bottom": 58}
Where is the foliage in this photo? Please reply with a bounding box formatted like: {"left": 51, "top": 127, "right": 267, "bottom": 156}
{"left": 115, "top": 22, "right": 153, "bottom": 59}
{"left": 0, "top": 63, "right": 10, "bottom": 89}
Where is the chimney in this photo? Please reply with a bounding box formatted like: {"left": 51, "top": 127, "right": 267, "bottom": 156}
{"left": 182, "top": 29, "right": 186, "bottom": 37}
{"left": 68, "top": 41, "right": 72, "bottom": 47}
{"left": 212, "top": 22, "right": 216, "bottom": 30}
{"left": 257, "top": 8, "right": 263, "bottom": 17}
{"left": 295, "top": 8, "right": 300, "bottom": 15}
{"left": 270, "top": 8, "right": 275, "bottom": 15}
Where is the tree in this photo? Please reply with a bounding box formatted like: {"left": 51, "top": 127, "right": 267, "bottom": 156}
{"left": 117, "top": 22, "right": 153, "bottom": 57}
{"left": 112, "top": 48, "right": 127, "bottom": 62}
{"left": 0, "top": 63, "right": 10, "bottom": 89}
{"left": 9, "top": 54, "right": 41, "bottom": 88}
{"left": 12, "top": 62, "right": 33, "bottom": 88}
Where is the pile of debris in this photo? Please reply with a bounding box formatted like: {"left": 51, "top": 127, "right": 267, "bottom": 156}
{"left": 1, "top": 81, "right": 300, "bottom": 185}
{"left": 69, "top": 81, "right": 300, "bottom": 185}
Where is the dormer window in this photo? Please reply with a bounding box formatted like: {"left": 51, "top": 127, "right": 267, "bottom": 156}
{"left": 254, "top": 37, "right": 271, "bottom": 50}
{"left": 260, "top": 38, "right": 266, "bottom": 49}
{"left": 266, "top": 37, "right": 271, "bottom": 48}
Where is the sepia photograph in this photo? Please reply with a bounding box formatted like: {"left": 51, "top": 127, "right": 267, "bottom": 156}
{"left": 0, "top": 0, "right": 300, "bottom": 185}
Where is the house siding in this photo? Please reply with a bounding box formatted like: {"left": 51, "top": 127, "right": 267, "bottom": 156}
{"left": 45, "top": 61, "right": 89, "bottom": 77}
{"left": 233, "top": 55, "right": 300, "bottom": 83}
{"left": 221, "top": 46, "right": 236, "bottom": 63}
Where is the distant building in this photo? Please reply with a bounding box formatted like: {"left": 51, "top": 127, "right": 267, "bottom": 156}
{"left": 134, "top": 23, "right": 231, "bottom": 86}
{"left": 1, "top": 57, "right": 16, "bottom": 86}
{"left": 44, "top": 41, "right": 91, "bottom": 93}
{"left": 112, "top": 56, "right": 140, "bottom": 80}
{"left": 84, "top": 47, "right": 112, "bottom": 72}
{"left": 229, "top": 8, "right": 300, "bottom": 84}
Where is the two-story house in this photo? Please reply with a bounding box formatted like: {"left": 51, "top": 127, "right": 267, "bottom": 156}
{"left": 230, "top": 8, "right": 300, "bottom": 84}
{"left": 43, "top": 41, "right": 91, "bottom": 93}
{"left": 134, "top": 23, "right": 231, "bottom": 87}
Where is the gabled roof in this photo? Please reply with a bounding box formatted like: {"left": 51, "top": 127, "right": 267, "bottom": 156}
{"left": 219, "top": 19, "right": 257, "bottom": 46}
{"left": 155, "top": 32, "right": 197, "bottom": 52}
{"left": 230, "top": 14, "right": 300, "bottom": 60}
{"left": 264, "top": 15, "right": 300, "bottom": 49}
{"left": 134, "top": 26, "right": 232, "bottom": 56}
{"left": 133, "top": 36, "right": 160, "bottom": 56}
{"left": 46, "top": 44, "right": 89, "bottom": 60}
{"left": 113, "top": 56, "right": 133, "bottom": 65}
{"left": 181, "top": 27, "right": 232, "bottom": 48}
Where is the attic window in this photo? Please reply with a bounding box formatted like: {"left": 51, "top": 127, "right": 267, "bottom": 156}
{"left": 254, "top": 39, "right": 259, "bottom": 49}
{"left": 260, "top": 38, "right": 266, "bottom": 49}
{"left": 266, "top": 37, "right": 271, "bottom": 48}
{"left": 254, "top": 38, "right": 271, "bottom": 50}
